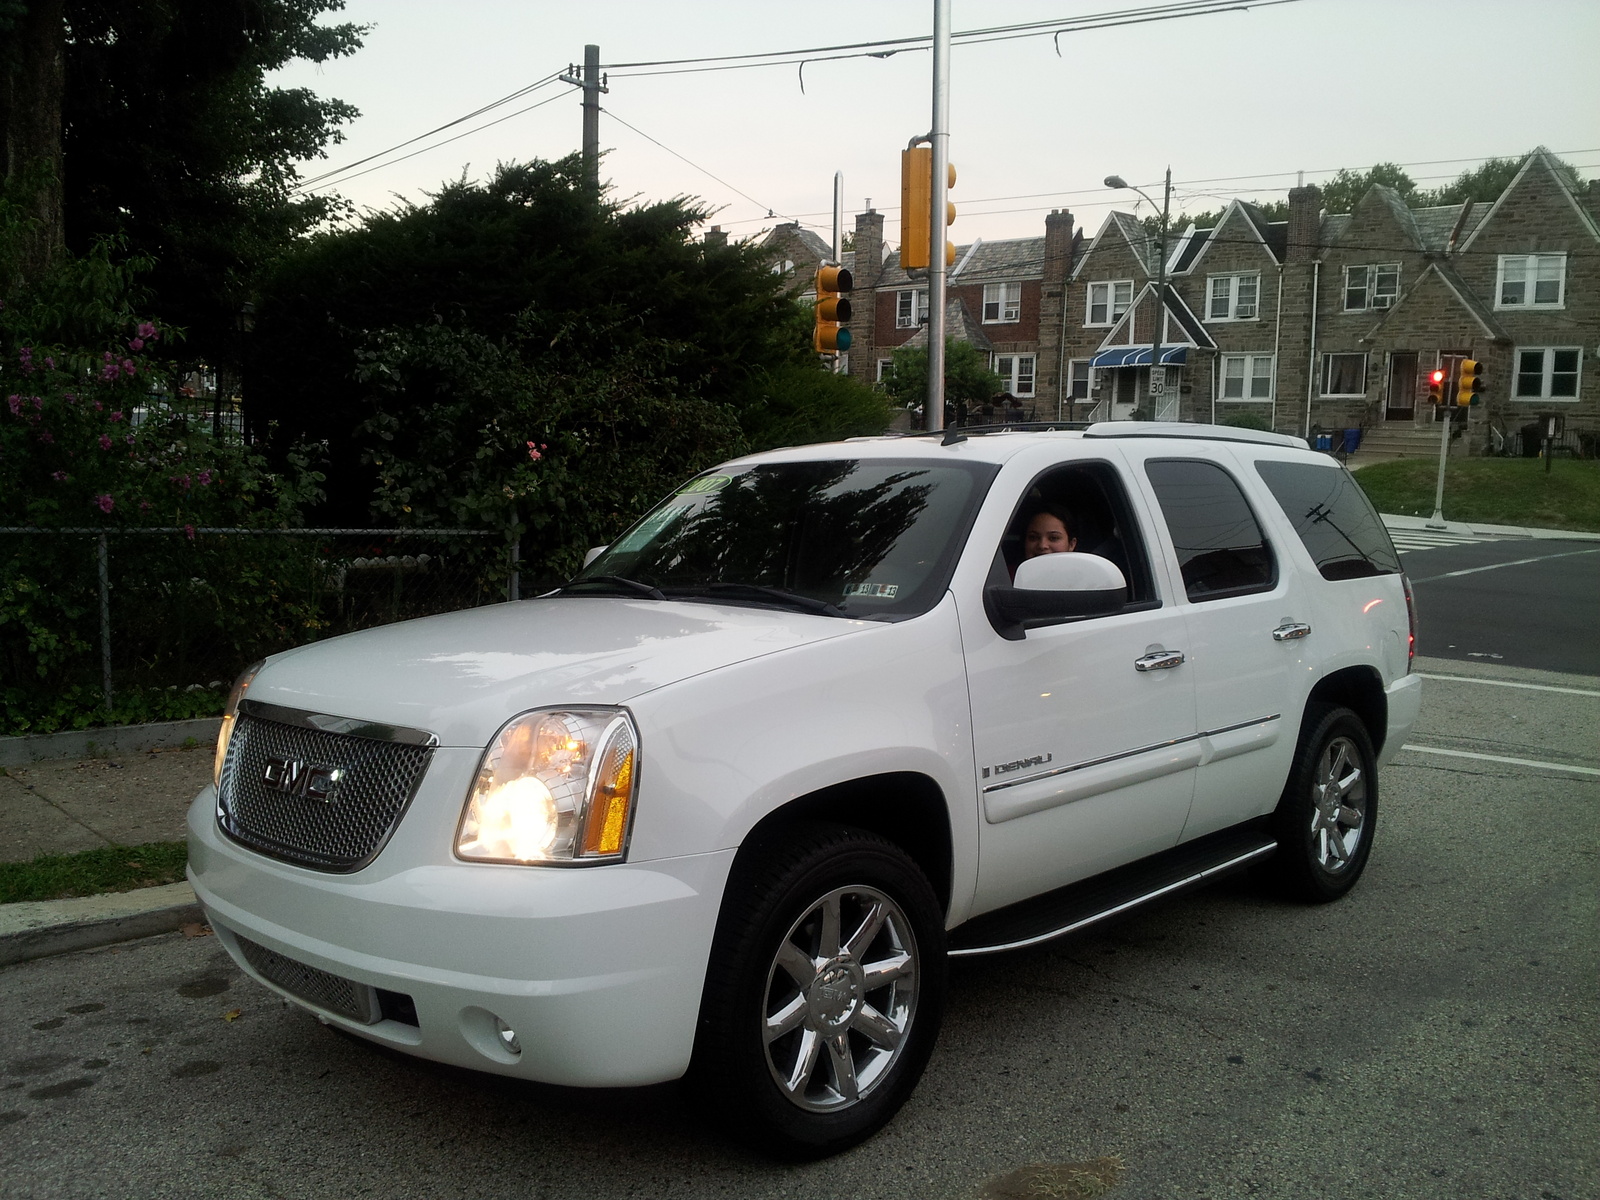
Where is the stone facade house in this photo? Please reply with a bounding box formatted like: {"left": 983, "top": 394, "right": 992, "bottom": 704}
{"left": 749, "top": 149, "right": 1598, "bottom": 448}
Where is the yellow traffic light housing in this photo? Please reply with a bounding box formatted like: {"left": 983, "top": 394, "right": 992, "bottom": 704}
{"left": 1455, "top": 359, "right": 1482, "bottom": 407}
{"left": 900, "top": 147, "right": 957, "bottom": 270}
{"left": 1427, "top": 367, "right": 1446, "bottom": 406}
{"left": 813, "top": 264, "right": 853, "bottom": 356}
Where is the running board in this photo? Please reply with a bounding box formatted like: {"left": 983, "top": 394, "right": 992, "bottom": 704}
{"left": 947, "top": 826, "right": 1278, "bottom": 957}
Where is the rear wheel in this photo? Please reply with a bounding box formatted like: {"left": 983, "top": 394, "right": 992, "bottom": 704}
{"left": 1267, "top": 704, "right": 1378, "bottom": 903}
{"left": 689, "top": 823, "right": 946, "bottom": 1159}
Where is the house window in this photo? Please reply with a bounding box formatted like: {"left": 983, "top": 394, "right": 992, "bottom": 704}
{"left": 896, "top": 288, "right": 929, "bottom": 328}
{"left": 876, "top": 359, "right": 894, "bottom": 384}
{"left": 1221, "top": 354, "right": 1275, "bottom": 401}
{"left": 983, "top": 282, "right": 1022, "bottom": 323}
{"left": 1321, "top": 353, "right": 1368, "bottom": 397}
{"left": 1067, "top": 359, "right": 1091, "bottom": 401}
{"left": 1497, "top": 254, "right": 1565, "bottom": 309}
{"left": 1513, "top": 347, "right": 1581, "bottom": 400}
{"left": 994, "top": 354, "right": 1036, "bottom": 397}
{"left": 1207, "top": 273, "right": 1260, "bottom": 320}
{"left": 1086, "top": 280, "right": 1133, "bottom": 326}
{"left": 1343, "top": 264, "right": 1401, "bottom": 311}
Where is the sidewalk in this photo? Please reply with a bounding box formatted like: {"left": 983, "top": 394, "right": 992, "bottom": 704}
{"left": 1381, "top": 512, "right": 1600, "bottom": 542}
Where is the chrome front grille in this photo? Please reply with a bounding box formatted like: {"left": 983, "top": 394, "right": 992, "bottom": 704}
{"left": 217, "top": 700, "right": 435, "bottom": 872}
{"left": 235, "top": 934, "right": 377, "bottom": 1024}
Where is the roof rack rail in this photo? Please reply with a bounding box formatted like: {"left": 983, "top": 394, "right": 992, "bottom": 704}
{"left": 894, "top": 421, "right": 1091, "bottom": 438}
{"left": 1082, "top": 421, "right": 1308, "bottom": 449}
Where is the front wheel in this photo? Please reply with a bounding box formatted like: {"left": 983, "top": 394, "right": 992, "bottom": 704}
{"left": 689, "top": 824, "right": 947, "bottom": 1159}
{"left": 1266, "top": 704, "right": 1378, "bottom": 903}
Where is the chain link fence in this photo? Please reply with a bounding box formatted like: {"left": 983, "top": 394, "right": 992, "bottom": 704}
{"left": 1, "top": 527, "right": 511, "bottom": 731}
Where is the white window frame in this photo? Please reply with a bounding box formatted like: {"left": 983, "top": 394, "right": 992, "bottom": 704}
{"left": 1321, "top": 352, "right": 1369, "bottom": 398}
{"left": 876, "top": 358, "right": 894, "bottom": 384}
{"left": 896, "top": 288, "right": 929, "bottom": 329}
{"left": 1512, "top": 346, "right": 1582, "bottom": 402}
{"left": 982, "top": 281, "right": 1022, "bottom": 324}
{"left": 1496, "top": 254, "right": 1566, "bottom": 310}
{"left": 1066, "top": 359, "right": 1091, "bottom": 401}
{"left": 1343, "top": 263, "right": 1401, "bottom": 311}
{"left": 1219, "top": 353, "right": 1276, "bottom": 402}
{"left": 1206, "top": 272, "right": 1261, "bottom": 321}
{"left": 993, "top": 353, "right": 1036, "bottom": 398}
{"left": 1085, "top": 279, "right": 1133, "bottom": 327}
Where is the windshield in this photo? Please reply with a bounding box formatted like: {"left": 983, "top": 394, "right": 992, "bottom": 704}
{"left": 572, "top": 458, "right": 998, "bottom": 619}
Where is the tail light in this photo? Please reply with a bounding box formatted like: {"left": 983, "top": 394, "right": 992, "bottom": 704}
{"left": 1401, "top": 574, "right": 1417, "bottom": 672}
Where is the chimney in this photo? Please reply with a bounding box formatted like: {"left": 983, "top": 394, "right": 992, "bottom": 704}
{"left": 703, "top": 225, "right": 728, "bottom": 248}
{"left": 853, "top": 206, "right": 885, "bottom": 285}
{"left": 847, "top": 206, "right": 886, "bottom": 386}
{"left": 1287, "top": 185, "right": 1322, "bottom": 263}
{"left": 1044, "top": 209, "right": 1076, "bottom": 282}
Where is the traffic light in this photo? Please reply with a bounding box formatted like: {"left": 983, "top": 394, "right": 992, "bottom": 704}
{"left": 900, "top": 146, "right": 957, "bottom": 270}
{"left": 1455, "top": 359, "right": 1482, "bottom": 406}
{"left": 813, "top": 264, "right": 852, "bottom": 356}
{"left": 1427, "top": 367, "right": 1446, "bottom": 405}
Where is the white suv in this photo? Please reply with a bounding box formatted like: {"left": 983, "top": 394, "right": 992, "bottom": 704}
{"left": 188, "top": 423, "right": 1421, "bottom": 1157}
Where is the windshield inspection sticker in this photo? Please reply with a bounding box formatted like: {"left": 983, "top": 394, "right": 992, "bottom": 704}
{"left": 846, "top": 582, "right": 899, "bottom": 599}
{"left": 677, "top": 474, "right": 733, "bottom": 495}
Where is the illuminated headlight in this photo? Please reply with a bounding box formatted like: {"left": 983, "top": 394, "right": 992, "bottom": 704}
{"left": 213, "top": 660, "right": 264, "bottom": 790}
{"left": 455, "top": 708, "right": 639, "bottom": 865}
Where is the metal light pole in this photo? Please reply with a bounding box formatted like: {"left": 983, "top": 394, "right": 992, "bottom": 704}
{"left": 1106, "top": 169, "right": 1172, "bottom": 419}
{"left": 926, "top": 0, "right": 951, "bottom": 432}
{"left": 832, "top": 170, "right": 845, "bottom": 375}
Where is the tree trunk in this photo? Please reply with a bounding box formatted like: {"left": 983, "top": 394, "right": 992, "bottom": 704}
{"left": 1, "top": 0, "right": 67, "bottom": 292}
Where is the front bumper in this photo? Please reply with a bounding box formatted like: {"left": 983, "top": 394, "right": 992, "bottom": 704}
{"left": 187, "top": 781, "right": 735, "bottom": 1087}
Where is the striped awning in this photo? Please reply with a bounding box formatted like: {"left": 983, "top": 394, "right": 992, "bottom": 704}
{"left": 1091, "top": 345, "right": 1189, "bottom": 367}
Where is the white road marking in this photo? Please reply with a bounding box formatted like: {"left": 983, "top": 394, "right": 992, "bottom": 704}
{"left": 1388, "top": 528, "right": 1498, "bottom": 554}
{"left": 1416, "top": 673, "right": 1600, "bottom": 698}
{"left": 1409, "top": 546, "right": 1600, "bottom": 582}
{"left": 1400, "top": 744, "right": 1600, "bottom": 777}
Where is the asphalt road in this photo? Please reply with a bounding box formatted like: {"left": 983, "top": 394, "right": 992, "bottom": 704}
{"left": 3, "top": 658, "right": 1596, "bottom": 1200}
{"left": 1406, "top": 537, "right": 1600, "bottom": 675}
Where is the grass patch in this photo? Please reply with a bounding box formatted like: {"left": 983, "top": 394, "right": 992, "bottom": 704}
{"left": 0, "top": 841, "right": 188, "bottom": 904}
{"left": 1353, "top": 457, "right": 1600, "bottom": 531}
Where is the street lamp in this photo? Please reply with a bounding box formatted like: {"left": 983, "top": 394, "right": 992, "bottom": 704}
{"left": 1106, "top": 169, "right": 1173, "bottom": 419}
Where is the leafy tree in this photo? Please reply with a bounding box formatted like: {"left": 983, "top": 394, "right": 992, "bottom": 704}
{"left": 883, "top": 339, "right": 1002, "bottom": 426}
{"left": 1317, "top": 163, "right": 1418, "bottom": 215}
{"left": 1419, "top": 154, "right": 1584, "bottom": 207}
{"left": 738, "top": 362, "right": 893, "bottom": 452}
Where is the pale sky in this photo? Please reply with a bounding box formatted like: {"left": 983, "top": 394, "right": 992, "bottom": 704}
{"left": 275, "top": 0, "right": 1600, "bottom": 248}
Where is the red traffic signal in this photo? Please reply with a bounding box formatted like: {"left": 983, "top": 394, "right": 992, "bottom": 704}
{"left": 1427, "top": 368, "right": 1446, "bottom": 405}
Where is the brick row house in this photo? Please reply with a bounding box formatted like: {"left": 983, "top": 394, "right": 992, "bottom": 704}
{"left": 756, "top": 148, "right": 1599, "bottom": 448}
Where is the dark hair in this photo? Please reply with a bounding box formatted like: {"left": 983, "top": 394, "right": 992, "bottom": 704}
{"left": 1025, "top": 503, "right": 1076, "bottom": 540}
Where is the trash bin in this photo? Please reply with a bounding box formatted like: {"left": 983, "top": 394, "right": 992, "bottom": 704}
{"left": 1342, "top": 428, "right": 1361, "bottom": 454}
{"left": 1315, "top": 433, "right": 1333, "bottom": 452}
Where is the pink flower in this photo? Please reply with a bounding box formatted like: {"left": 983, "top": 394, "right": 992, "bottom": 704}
{"left": 6, "top": 395, "right": 18, "bottom": 416}
{"left": 121, "top": 359, "right": 135, "bottom": 376}
{"left": 526, "top": 441, "right": 542, "bottom": 461}
{"left": 196, "top": 469, "right": 213, "bottom": 486}
{"left": 99, "top": 434, "right": 113, "bottom": 450}
{"left": 31, "top": 395, "right": 42, "bottom": 411}
{"left": 129, "top": 338, "right": 145, "bottom": 352}
{"left": 184, "top": 524, "right": 196, "bottom": 541}
{"left": 109, "top": 411, "right": 123, "bottom": 422}
{"left": 125, "top": 434, "right": 135, "bottom": 445}
{"left": 100, "top": 364, "right": 119, "bottom": 382}
{"left": 137, "top": 322, "right": 157, "bottom": 340}
{"left": 43, "top": 356, "right": 55, "bottom": 369}
{"left": 51, "top": 470, "right": 67, "bottom": 482}
{"left": 92, "top": 400, "right": 102, "bottom": 412}
{"left": 139, "top": 501, "right": 153, "bottom": 512}
{"left": 95, "top": 494, "right": 114, "bottom": 514}
{"left": 38, "top": 429, "right": 54, "bottom": 444}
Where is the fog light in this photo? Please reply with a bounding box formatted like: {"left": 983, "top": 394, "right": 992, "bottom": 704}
{"left": 495, "top": 1017, "right": 521, "bottom": 1056}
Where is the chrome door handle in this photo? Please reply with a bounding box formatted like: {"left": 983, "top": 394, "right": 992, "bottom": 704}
{"left": 1272, "top": 622, "right": 1312, "bottom": 642}
{"left": 1134, "top": 650, "right": 1186, "bottom": 672}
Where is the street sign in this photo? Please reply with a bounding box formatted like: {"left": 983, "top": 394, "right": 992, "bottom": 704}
{"left": 1149, "top": 366, "right": 1167, "bottom": 397}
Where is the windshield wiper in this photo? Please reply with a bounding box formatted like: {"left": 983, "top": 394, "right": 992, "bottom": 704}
{"left": 668, "top": 582, "right": 847, "bottom": 618}
{"left": 560, "top": 575, "right": 666, "bottom": 600}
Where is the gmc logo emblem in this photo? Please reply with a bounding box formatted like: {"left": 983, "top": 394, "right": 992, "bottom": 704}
{"left": 261, "top": 755, "right": 342, "bottom": 802}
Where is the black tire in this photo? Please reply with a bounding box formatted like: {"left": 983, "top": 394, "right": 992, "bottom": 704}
{"left": 1266, "top": 703, "right": 1379, "bottom": 903}
{"left": 688, "top": 822, "right": 947, "bottom": 1160}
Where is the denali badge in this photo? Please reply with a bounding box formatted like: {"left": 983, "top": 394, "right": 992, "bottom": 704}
{"left": 261, "top": 755, "right": 343, "bottom": 802}
{"left": 982, "top": 753, "right": 1053, "bottom": 780}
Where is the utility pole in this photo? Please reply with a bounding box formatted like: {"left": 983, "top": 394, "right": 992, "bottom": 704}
{"left": 1150, "top": 167, "right": 1171, "bottom": 418}
{"left": 559, "top": 45, "right": 608, "bottom": 195}
{"left": 926, "top": 0, "right": 951, "bottom": 432}
{"left": 832, "top": 170, "right": 845, "bottom": 375}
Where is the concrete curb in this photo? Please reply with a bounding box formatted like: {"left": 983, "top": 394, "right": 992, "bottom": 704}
{"left": 0, "top": 881, "right": 201, "bottom": 966}
{"left": 0, "top": 717, "right": 222, "bottom": 768}
{"left": 1380, "top": 513, "right": 1600, "bottom": 542}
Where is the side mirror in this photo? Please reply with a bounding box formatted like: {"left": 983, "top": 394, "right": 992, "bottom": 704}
{"left": 583, "top": 545, "right": 608, "bottom": 568}
{"left": 987, "top": 552, "right": 1128, "bottom": 631}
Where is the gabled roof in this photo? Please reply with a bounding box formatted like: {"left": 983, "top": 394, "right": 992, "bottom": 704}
{"left": 1167, "top": 223, "right": 1209, "bottom": 273}
{"left": 1071, "top": 211, "right": 1155, "bottom": 281}
{"left": 899, "top": 297, "right": 994, "bottom": 353}
{"left": 877, "top": 236, "right": 1044, "bottom": 289}
{"left": 1173, "top": 199, "right": 1286, "bottom": 274}
{"left": 1357, "top": 261, "right": 1509, "bottom": 345}
{"left": 1459, "top": 146, "right": 1600, "bottom": 253}
{"left": 1098, "top": 282, "right": 1217, "bottom": 351}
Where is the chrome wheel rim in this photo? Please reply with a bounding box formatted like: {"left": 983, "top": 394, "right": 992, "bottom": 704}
{"left": 1309, "top": 735, "right": 1367, "bottom": 874}
{"left": 761, "top": 885, "right": 919, "bottom": 1113}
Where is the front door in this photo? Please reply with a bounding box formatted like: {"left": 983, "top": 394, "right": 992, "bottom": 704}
{"left": 1111, "top": 368, "right": 1143, "bottom": 420}
{"left": 1385, "top": 352, "right": 1416, "bottom": 420}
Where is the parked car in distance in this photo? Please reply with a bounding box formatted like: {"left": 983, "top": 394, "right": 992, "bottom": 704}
{"left": 188, "top": 422, "right": 1421, "bottom": 1157}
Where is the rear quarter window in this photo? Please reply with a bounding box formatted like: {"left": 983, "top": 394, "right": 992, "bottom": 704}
{"left": 1254, "top": 458, "right": 1401, "bottom": 580}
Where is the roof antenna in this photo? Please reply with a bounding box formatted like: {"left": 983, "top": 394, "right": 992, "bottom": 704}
{"left": 942, "top": 426, "right": 967, "bottom": 446}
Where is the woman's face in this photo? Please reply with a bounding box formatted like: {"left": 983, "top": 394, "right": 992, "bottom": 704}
{"left": 1024, "top": 512, "right": 1076, "bottom": 558}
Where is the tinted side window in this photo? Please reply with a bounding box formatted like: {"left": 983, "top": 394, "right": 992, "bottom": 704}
{"left": 1254, "top": 459, "right": 1401, "bottom": 580}
{"left": 1145, "top": 459, "right": 1276, "bottom": 601}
